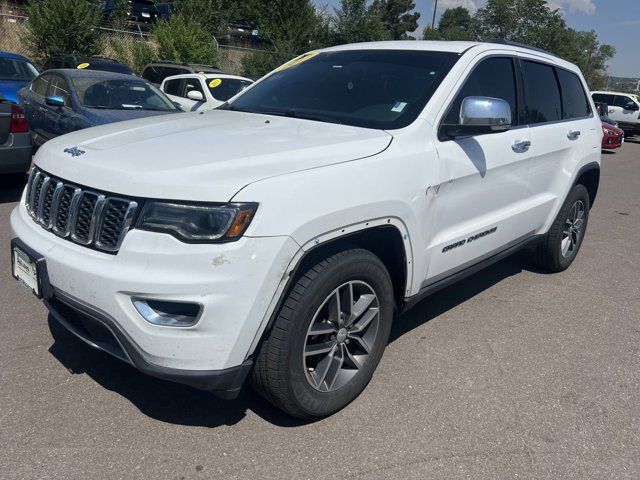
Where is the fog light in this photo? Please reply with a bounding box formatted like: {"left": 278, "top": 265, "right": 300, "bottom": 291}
{"left": 132, "top": 298, "right": 202, "bottom": 327}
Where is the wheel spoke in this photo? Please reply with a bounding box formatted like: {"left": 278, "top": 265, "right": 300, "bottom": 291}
{"left": 349, "top": 307, "right": 379, "bottom": 334}
{"left": 327, "top": 291, "right": 341, "bottom": 326}
{"left": 321, "top": 346, "right": 344, "bottom": 390}
{"left": 343, "top": 344, "right": 363, "bottom": 369}
{"left": 346, "top": 294, "right": 376, "bottom": 327}
{"left": 573, "top": 218, "right": 584, "bottom": 230}
{"left": 308, "top": 321, "right": 338, "bottom": 336}
{"left": 347, "top": 333, "right": 371, "bottom": 354}
{"left": 311, "top": 345, "right": 337, "bottom": 388}
{"left": 339, "top": 283, "right": 354, "bottom": 325}
{"left": 305, "top": 340, "right": 336, "bottom": 357}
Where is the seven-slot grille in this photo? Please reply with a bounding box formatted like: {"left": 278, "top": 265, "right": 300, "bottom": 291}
{"left": 25, "top": 167, "right": 138, "bottom": 253}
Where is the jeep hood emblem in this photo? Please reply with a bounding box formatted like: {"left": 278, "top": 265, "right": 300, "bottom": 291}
{"left": 64, "top": 147, "right": 86, "bottom": 157}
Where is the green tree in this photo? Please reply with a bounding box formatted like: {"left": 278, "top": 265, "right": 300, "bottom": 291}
{"left": 371, "top": 0, "right": 420, "bottom": 40}
{"left": 25, "top": 0, "right": 103, "bottom": 63}
{"left": 332, "top": 0, "right": 390, "bottom": 45}
{"left": 153, "top": 15, "right": 219, "bottom": 65}
{"left": 438, "top": 7, "right": 476, "bottom": 40}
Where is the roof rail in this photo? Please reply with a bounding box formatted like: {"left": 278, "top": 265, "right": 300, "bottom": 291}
{"left": 487, "top": 39, "right": 559, "bottom": 58}
{"left": 151, "top": 59, "right": 221, "bottom": 69}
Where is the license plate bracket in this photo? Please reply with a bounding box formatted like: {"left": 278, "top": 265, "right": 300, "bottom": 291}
{"left": 11, "top": 238, "right": 52, "bottom": 299}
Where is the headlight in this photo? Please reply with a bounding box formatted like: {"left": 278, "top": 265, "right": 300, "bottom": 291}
{"left": 137, "top": 202, "right": 257, "bottom": 243}
{"left": 603, "top": 128, "right": 615, "bottom": 135}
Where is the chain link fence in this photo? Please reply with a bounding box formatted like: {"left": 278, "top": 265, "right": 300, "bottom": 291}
{"left": 0, "top": 7, "right": 274, "bottom": 76}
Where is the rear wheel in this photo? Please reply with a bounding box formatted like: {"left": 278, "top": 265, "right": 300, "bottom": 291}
{"left": 531, "top": 184, "right": 590, "bottom": 272}
{"left": 250, "top": 249, "right": 394, "bottom": 418}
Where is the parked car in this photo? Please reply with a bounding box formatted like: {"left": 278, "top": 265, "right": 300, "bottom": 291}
{"left": 0, "top": 51, "right": 39, "bottom": 104}
{"left": 161, "top": 73, "right": 253, "bottom": 111}
{"left": 155, "top": 2, "right": 173, "bottom": 20}
{"left": 594, "top": 101, "right": 619, "bottom": 127}
{"left": 0, "top": 95, "right": 31, "bottom": 174}
{"left": 17, "top": 69, "right": 179, "bottom": 149}
{"left": 102, "top": 0, "right": 160, "bottom": 29}
{"left": 227, "top": 19, "right": 263, "bottom": 44}
{"left": 42, "top": 55, "right": 133, "bottom": 76}
{"left": 602, "top": 123, "right": 624, "bottom": 149}
{"left": 10, "top": 41, "right": 601, "bottom": 418}
{"left": 141, "top": 61, "right": 224, "bottom": 86}
{"left": 591, "top": 91, "right": 640, "bottom": 135}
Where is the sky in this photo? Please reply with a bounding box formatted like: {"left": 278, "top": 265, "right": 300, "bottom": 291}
{"left": 312, "top": 0, "right": 640, "bottom": 78}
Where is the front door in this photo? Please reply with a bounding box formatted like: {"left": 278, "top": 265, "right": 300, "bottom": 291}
{"left": 427, "top": 55, "right": 533, "bottom": 283}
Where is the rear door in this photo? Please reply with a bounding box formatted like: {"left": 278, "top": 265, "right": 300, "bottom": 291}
{"left": 523, "top": 58, "right": 599, "bottom": 230}
{"left": 609, "top": 94, "right": 640, "bottom": 128}
{"left": 428, "top": 55, "right": 533, "bottom": 281}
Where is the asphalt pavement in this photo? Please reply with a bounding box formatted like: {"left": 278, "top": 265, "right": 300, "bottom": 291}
{"left": 1, "top": 141, "right": 639, "bottom": 479}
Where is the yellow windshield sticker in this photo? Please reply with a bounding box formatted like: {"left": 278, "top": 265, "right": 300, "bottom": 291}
{"left": 274, "top": 51, "right": 320, "bottom": 73}
{"left": 209, "top": 78, "right": 222, "bottom": 88}
{"left": 77, "top": 62, "right": 90, "bottom": 69}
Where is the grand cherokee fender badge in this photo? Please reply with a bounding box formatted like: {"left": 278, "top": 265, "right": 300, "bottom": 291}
{"left": 64, "top": 146, "right": 86, "bottom": 157}
{"left": 442, "top": 227, "right": 498, "bottom": 253}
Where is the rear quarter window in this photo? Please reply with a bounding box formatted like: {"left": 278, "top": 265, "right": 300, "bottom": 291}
{"left": 523, "top": 60, "right": 562, "bottom": 124}
{"left": 557, "top": 69, "right": 591, "bottom": 119}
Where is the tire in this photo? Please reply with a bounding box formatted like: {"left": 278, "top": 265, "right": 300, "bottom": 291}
{"left": 250, "top": 248, "right": 395, "bottom": 418}
{"left": 531, "top": 184, "right": 590, "bottom": 272}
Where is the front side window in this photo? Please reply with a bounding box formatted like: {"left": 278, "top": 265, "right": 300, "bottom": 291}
{"left": 228, "top": 50, "right": 459, "bottom": 130}
{"left": 592, "top": 93, "right": 615, "bottom": 105}
{"left": 613, "top": 95, "right": 633, "bottom": 109}
{"left": 185, "top": 78, "right": 205, "bottom": 97}
{"left": 73, "top": 78, "right": 177, "bottom": 111}
{"left": 523, "top": 60, "right": 561, "bottom": 124}
{"left": 47, "top": 75, "right": 71, "bottom": 106}
{"left": 557, "top": 69, "right": 591, "bottom": 119}
{"left": 444, "top": 56, "right": 519, "bottom": 126}
{"left": 0, "top": 58, "right": 38, "bottom": 81}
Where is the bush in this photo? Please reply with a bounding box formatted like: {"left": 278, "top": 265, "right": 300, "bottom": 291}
{"left": 25, "top": 0, "right": 102, "bottom": 63}
{"left": 153, "top": 16, "right": 219, "bottom": 65}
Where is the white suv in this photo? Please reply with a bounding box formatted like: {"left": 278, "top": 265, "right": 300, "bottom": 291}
{"left": 591, "top": 91, "right": 640, "bottom": 134}
{"left": 10, "top": 41, "right": 602, "bottom": 418}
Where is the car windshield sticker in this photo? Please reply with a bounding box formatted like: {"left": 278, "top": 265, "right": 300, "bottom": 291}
{"left": 274, "top": 51, "right": 320, "bottom": 73}
{"left": 391, "top": 101, "right": 407, "bottom": 113}
{"left": 77, "top": 62, "right": 90, "bottom": 69}
{"left": 209, "top": 78, "right": 222, "bottom": 88}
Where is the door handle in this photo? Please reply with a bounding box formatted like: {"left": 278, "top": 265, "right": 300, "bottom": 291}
{"left": 567, "top": 129, "right": 581, "bottom": 140}
{"left": 511, "top": 140, "right": 531, "bottom": 153}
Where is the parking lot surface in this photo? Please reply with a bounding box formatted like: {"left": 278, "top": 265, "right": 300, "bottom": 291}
{"left": 1, "top": 142, "right": 639, "bottom": 480}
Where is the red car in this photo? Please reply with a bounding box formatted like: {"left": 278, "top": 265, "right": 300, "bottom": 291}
{"left": 602, "top": 122, "right": 624, "bottom": 149}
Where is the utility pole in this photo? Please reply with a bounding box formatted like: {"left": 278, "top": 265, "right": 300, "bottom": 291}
{"left": 431, "top": 0, "right": 439, "bottom": 29}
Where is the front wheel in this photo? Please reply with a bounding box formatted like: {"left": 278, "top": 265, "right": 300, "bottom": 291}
{"left": 250, "top": 249, "right": 395, "bottom": 418}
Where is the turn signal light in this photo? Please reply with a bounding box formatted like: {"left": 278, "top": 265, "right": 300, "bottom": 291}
{"left": 226, "top": 207, "right": 256, "bottom": 239}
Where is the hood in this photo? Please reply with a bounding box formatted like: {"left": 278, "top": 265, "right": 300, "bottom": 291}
{"left": 0, "top": 80, "right": 29, "bottom": 103}
{"left": 83, "top": 107, "right": 178, "bottom": 125}
{"left": 35, "top": 110, "right": 393, "bottom": 202}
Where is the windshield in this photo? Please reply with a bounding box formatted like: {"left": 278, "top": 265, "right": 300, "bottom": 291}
{"left": 73, "top": 77, "right": 177, "bottom": 111}
{"left": 228, "top": 50, "right": 459, "bottom": 129}
{"left": 207, "top": 77, "right": 252, "bottom": 102}
{"left": 0, "top": 58, "right": 38, "bottom": 82}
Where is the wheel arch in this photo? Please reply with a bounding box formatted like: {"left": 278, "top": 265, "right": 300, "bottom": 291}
{"left": 573, "top": 161, "right": 600, "bottom": 208}
{"left": 245, "top": 220, "right": 413, "bottom": 360}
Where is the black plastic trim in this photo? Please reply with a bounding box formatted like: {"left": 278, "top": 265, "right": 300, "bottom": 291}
{"left": 45, "top": 289, "right": 252, "bottom": 399}
{"left": 10, "top": 237, "right": 53, "bottom": 300}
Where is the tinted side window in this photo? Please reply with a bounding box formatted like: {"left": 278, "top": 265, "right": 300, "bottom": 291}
{"left": 592, "top": 93, "right": 615, "bottom": 105}
{"left": 47, "top": 75, "right": 71, "bottom": 106}
{"left": 523, "top": 61, "right": 561, "bottom": 124}
{"left": 613, "top": 95, "right": 632, "bottom": 108}
{"left": 142, "top": 66, "right": 160, "bottom": 83}
{"left": 557, "top": 69, "right": 591, "bottom": 119}
{"left": 31, "top": 75, "right": 51, "bottom": 97}
{"left": 160, "top": 67, "right": 184, "bottom": 82}
{"left": 164, "top": 78, "right": 184, "bottom": 96}
{"left": 184, "top": 78, "right": 205, "bottom": 98}
{"left": 445, "top": 57, "right": 518, "bottom": 125}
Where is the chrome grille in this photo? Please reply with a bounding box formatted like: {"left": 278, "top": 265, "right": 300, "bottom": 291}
{"left": 25, "top": 167, "right": 138, "bottom": 253}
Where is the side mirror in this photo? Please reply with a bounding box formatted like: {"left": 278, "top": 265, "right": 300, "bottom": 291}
{"left": 45, "top": 96, "right": 65, "bottom": 108}
{"left": 187, "top": 90, "right": 204, "bottom": 102}
{"left": 443, "top": 96, "right": 511, "bottom": 138}
{"left": 624, "top": 101, "right": 639, "bottom": 111}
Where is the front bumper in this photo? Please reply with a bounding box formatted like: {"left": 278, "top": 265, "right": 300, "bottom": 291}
{"left": 10, "top": 200, "right": 299, "bottom": 390}
{"left": 0, "top": 132, "right": 31, "bottom": 174}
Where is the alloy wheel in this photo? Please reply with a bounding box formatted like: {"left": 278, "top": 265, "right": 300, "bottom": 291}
{"left": 561, "top": 200, "right": 585, "bottom": 258}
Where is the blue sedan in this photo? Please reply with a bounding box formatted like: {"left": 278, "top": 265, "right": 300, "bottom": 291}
{"left": 0, "top": 51, "right": 39, "bottom": 104}
{"left": 17, "top": 69, "right": 180, "bottom": 149}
